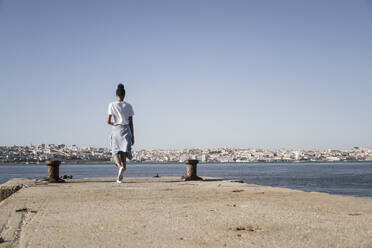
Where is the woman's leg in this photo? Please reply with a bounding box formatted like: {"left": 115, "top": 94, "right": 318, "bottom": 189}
{"left": 117, "top": 152, "right": 127, "bottom": 181}
{"left": 114, "top": 153, "right": 124, "bottom": 183}
{"left": 114, "top": 152, "right": 124, "bottom": 183}
{"left": 113, "top": 153, "right": 122, "bottom": 168}
{"left": 119, "top": 152, "right": 127, "bottom": 171}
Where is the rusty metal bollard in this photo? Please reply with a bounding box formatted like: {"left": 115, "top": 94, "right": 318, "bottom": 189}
{"left": 45, "top": 161, "right": 65, "bottom": 183}
{"left": 182, "top": 159, "right": 203, "bottom": 181}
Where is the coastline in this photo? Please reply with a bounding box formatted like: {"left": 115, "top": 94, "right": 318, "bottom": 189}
{"left": 1, "top": 160, "right": 372, "bottom": 165}
{"left": 1, "top": 177, "right": 372, "bottom": 247}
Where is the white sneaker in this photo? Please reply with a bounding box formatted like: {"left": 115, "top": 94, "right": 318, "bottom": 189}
{"left": 116, "top": 180, "right": 123, "bottom": 184}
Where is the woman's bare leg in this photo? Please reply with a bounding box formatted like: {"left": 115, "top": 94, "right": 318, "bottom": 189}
{"left": 113, "top": 153, "right": 122, "bottom": 168}
{"left": 119, "top": 152, "right": 127, "bottom": 171}
{"left": 118, "top": 152, "right": 127, "bottom": 181}
{"left": 114, "top": 153, "right": 124, "bottom": 183}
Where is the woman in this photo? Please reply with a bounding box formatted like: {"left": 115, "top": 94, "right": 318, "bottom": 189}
{"left": 107, "top": 84, "right": 135, "bottom": 183}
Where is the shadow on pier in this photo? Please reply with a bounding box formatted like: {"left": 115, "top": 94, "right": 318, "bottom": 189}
{"left": 50, "top": 177, "right": 226, "bottom": 184}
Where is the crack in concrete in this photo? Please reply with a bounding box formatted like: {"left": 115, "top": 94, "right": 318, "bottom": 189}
{"left": 11, "top": 211, "right": 26, "bottom": 248}
{"left": 0, "top": 208, "right": 38, "bottom": 248}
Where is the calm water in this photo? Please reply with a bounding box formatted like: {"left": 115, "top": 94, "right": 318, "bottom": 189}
{"left": 1, "top": 162, "right": 372, "bottom": 198}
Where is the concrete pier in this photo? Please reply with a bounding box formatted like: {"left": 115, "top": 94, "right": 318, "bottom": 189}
{"left": 1, "top": 177, "right": 372, "bottom": 248}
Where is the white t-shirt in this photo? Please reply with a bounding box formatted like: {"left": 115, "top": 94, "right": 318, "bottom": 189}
{"left": 108, "top": 101, "right": 134, "bottom": 125}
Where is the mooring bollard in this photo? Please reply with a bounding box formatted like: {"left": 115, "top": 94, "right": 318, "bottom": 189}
{"left": 182, "top": 159, "right": 203, "bottom": 181}
{"left": 45, "top": 161, "right": 65, "bottom": 183}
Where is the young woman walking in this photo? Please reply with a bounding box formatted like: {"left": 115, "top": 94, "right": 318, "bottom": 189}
{"left": 107, "top": 84, "right": 134, "bottom": 183}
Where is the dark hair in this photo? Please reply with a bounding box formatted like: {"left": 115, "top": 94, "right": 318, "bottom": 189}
{"left": 116, "top": 84, "right": 125, "bottom": 100}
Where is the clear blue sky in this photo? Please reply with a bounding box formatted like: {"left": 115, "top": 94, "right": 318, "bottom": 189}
{"left": 1, "top": 0, "right": 371, "bottom": 150}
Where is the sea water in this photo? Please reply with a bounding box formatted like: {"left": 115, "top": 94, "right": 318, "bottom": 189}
{"left": 1, "top": 162, "right": 372, "bottom": 198}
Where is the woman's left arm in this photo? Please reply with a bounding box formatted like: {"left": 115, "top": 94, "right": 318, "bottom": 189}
{"left": 129, "top": 116, "right": 134, "bottom": 145}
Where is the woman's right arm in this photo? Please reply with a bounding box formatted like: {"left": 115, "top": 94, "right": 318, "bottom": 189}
{"left": 107, "top": 103, "right": 113, "bottom": 125}
{"left": 107, "top": 115, "right": 113, "bottom": 125}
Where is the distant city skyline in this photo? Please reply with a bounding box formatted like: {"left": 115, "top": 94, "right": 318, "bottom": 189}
{"left": 1, "top": 0, "right": 372, "bottom": 150}
{"left": 1, "top": 144, "right": 371, "bottom": 164}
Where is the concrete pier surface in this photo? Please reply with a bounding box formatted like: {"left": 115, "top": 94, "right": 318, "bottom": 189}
{"left": 1, "top": 177, "right": 372, "bottom": 248}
